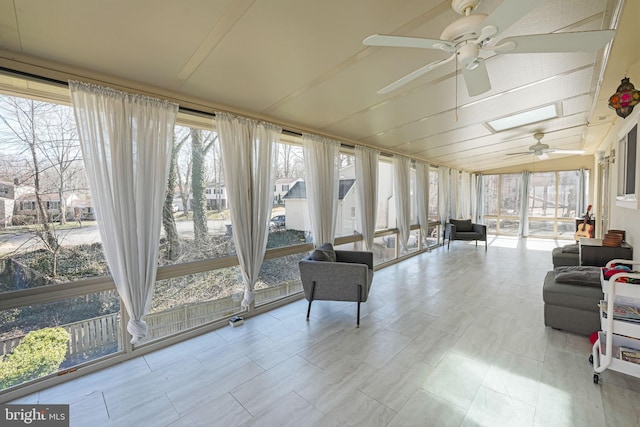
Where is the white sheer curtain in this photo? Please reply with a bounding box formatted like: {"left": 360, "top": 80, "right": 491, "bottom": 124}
{"left": 451, "top": 169, "right": 460, "bottom": 218}
{"left": 302, "top": 133, "right": 340, "bottom": 246}
{"left": 69, "top": 81, "right": 178, "bottom": 344}
{"left": 476, "top": 174, "right": 484, "bottom": 223}
{"left": 355, "top": 146, "right": 379, "bottom": 251}
{"left": 470, "top": 173, "right": 478, "bottom": 222}
{"left": 217, "top": 113, "right": 281, "bottom": 308}
{"left": 393, "top": 155, "right": 411, "bottom": 249}
{"left": 460, "top": 171, "right": 471, "bottom": 219}
{"left": 415, "top": 162, "right": 430, "bottom": 243}
{"left": 438, "top": 166, "right": 451, "bottom": 227}
{"left": 519, "top": 171, "right": 531, "bottom": 237}
{"left": 578, "top": 168, "right": 587, "bottom": 215}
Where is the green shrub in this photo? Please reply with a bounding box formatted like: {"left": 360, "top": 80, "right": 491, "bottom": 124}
{"left": 0, "top": 327, "right": 69, "bottom": 389}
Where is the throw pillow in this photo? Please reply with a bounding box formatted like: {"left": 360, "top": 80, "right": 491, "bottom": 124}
{"left": 561, "top": 244, "right": 579, "bottom": 254}
{"left": 310, "top": 242, "right": 337, "bottom": 262}
{"left": 554, "top": 266, "right": 601, "bottom": 287}
{"left": 451, "top": 219, "right": 473, "bottom": 232}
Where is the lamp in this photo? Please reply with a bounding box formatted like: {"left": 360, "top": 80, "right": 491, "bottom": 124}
{"left": 608, "top": 77, "right": 640, "bottom": 118}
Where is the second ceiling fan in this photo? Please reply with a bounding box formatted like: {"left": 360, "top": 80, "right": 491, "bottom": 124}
{"left": 506, "top": 132, "right": 585, "bottom": 160}
{"left": 363, "top": 0, "right": 615, "bottom": 96}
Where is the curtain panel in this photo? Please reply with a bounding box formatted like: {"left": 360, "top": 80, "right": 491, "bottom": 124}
{"left": 476, "top": 174, "right": 484, "bottom": 223}
{"left": 69, "top": 81, "right": 178, "bottom": 344}
{"left": 415, "top": 162, "right": 430, "bottom": 244}
{"left": 450, "top": 169, "right": 460, "bottom": 219}
{"left": 355, "top": 146, "right": 379, "bottom": 251}
{"left": 519, "top": 171, "right": 531, "bottom": 237}
{"left": 302, "top": 134, "right": 340, "bottom": 246}
{"left": 578, "top": 168, "right": 587, "bottom": 216}
{"left": 217, "top": 112, "right": 281, "bottom": 308}
{"left": 438, "top": 166, "right": 451, "bottom": 227}
{"left": 460, "top": 171, "right": 471, "bottom": 219}
{"left": 393, "top": 155, "right": 411, "bottom": 250}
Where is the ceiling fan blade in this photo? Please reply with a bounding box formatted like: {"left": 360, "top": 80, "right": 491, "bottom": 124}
{"left": 363, "top": 34, "right": 454, "bottom": 52}
{"left": 506, "top": 152, "right": 533, "bottom": 156}
{"left": 496, "top": 30, "right": 616, "bottom": 54}
{"left": 480, "top": 0, "right": 543, "bottom": 35}
{"left": 378, "top": 55, "right": 455, "bottom": 94}
{"left": 461, "top": 58, "right": 491, "bottom": 96}
{"left": 548, "top": 149, "right": 586, "bottom": 155}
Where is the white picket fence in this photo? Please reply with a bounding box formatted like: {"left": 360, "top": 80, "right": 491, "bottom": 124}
{"left": 0, "top": 280, "right": 302, "bottom": 359}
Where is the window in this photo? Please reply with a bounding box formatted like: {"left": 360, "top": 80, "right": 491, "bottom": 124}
{"left": 282, "top": 184, "right": 289, "bottom": 192}
{"left": 617, "top": 123, "right": 638, "bottom": 208}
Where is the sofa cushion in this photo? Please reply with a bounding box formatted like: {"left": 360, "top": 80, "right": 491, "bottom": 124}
{"left": 554, "top": 266, "right": 601, "bottom": 287}
{"left": 451, "top": 219, "right": 473, "bottom": 232}
{"left": 561, "top": 244, "right": 579, "bottom": 254}
{"left": 310, "top": 242, "right": 337, "bottom": 262}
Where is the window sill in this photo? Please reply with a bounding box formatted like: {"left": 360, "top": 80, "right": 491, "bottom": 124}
{"left": 616, "top": 195, "right": 638, "bottom": 209}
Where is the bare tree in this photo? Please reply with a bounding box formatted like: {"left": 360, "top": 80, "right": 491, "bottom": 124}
{"left": 162, "top": 131, "right": 189, "bottom": 260}
{"left": 0, "top": 96, "right": 57, "bottom": 248}
{"left": 37, "top": 105, "right": 82, "bottom": 225}
{"left": 191, "top": 129, "right": 208, "bottom": 248}
{"left": 277, "top": 143, "right": 304, "bottom": 178}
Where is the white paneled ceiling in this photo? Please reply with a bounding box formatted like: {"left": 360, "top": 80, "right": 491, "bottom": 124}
{"left": 1, "top": 0, "right": 639, "bottom": 172}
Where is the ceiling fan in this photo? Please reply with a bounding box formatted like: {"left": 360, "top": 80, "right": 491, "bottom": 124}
{"left": 506, "top": 132, "right": 585, "bottom": 159}
{"left": 363, "top": 0, "right": 616, "bottom": 96}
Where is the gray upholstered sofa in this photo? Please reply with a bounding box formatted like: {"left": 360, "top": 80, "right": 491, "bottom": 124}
{"left": 445, "top": 219, "right": 487, "bottom": 250}
{"left": 299, "top": 243, "right": 373, "bottom": 327}
{"left": 543, "top": 266, "right": 603, "bottom": 336}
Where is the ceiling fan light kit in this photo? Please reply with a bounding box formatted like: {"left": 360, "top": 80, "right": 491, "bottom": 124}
{"left": 363, "top": 0, "right": 615, "bottom": 97}
{"left": 608, "top": 77, "right": 640, "bottom": 118}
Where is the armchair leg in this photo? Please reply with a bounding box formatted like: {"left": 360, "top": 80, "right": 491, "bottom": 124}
{"left": 357, "top": 284, "right": 363, "bottom": 328}
{"left": 306, "top": 281, "right": 316, "bottom": 321}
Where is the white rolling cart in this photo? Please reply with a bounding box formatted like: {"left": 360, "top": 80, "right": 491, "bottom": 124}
{"left": 592, "top": 259, "right": 640, "bottom": 384}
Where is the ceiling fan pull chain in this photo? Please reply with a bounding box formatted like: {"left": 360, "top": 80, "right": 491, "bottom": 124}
{"left": 455, "top": 53, "right": 459, "bottom": 122}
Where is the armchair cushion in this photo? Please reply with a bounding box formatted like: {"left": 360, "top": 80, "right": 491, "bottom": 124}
{"left": 450, "top": 219, "right": 473, "bottom": 232}
{"left": 310, "top": 242, "right": 337, "bottom": 262}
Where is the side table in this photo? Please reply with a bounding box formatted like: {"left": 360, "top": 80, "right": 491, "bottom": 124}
{"left": 579, "top": 238, "right": 633, "bottom": 267}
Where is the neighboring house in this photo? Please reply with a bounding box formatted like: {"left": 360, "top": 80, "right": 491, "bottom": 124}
{"left": 283, "top": 178, "right": 357, "bottom": 237}
{"left": 14, "top": 191, "right": 95, "bottom": 222}
{"left": 0, "top": 181, "right": 15, "bottom": 200}
{"left": 204, "top": 184, "right": 227, "bottom": 210}
{"left": 274, "top": 177, "right": 301, "bottom": 205}
{"left": 0, "top": 199, "right": 14, "bottom": 228}
{"left": 67, "top": 191, "right": 95, "bottom": 220}
{"left": 15, "top": 192, "right": 63, "bottom": 221}
{"left": 174, "top": 183, "right": 228, "bottom": 212}
{"left": 0, "top": 181, "right": 15, "bottom": 227}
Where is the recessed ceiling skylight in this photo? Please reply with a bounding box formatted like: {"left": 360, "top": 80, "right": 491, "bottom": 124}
{"left": 486, "top": 104, "right": 558, "bottom": 132}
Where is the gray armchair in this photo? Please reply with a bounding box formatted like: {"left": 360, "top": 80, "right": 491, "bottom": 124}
{"left": 445, "top": 219, "right": 487, "bottom": 250}
{"left": 298, "top": 243, "right": 374, "bottom": 327}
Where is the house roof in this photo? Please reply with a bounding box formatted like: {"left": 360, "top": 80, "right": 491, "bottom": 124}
{"left": 284, "top": 179, "right": 355, "bottom": 200}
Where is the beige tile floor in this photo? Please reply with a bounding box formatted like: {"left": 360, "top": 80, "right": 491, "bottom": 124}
{"left": 11, "top": 236, "right": 640, "bottom": 426}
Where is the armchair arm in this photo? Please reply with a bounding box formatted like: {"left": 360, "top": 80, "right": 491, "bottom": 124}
{"left": 472, "top": 223, "right": 487, "bottom": 238}
{"left": 445, "top": 223, "right": 456, "bottom": 239}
